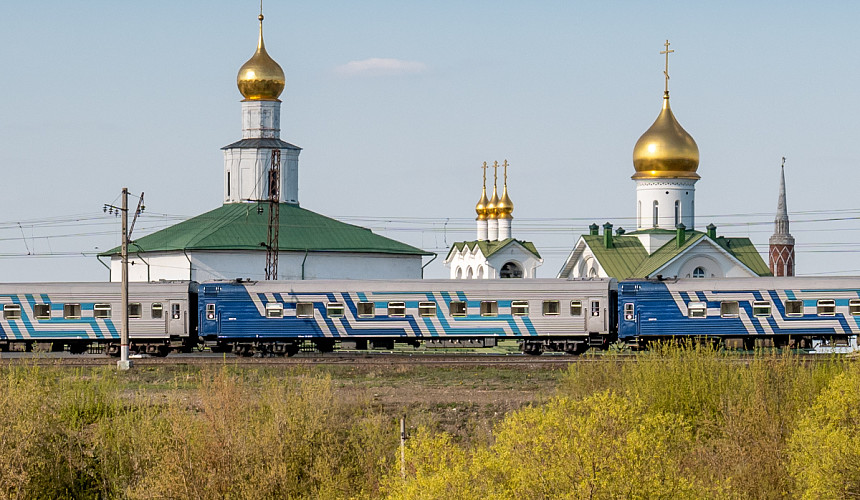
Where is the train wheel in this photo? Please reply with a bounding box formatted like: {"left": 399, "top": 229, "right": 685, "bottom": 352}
{"left": 521, "top": 341, "right": 544, "bottom": 356}
{"left": 315, "top": 339, "right": 335, "bottom": 353}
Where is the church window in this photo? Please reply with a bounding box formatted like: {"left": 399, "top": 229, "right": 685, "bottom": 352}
{"left": 266, "top": 303, "right": 284, "bottom": 318}
{"left": 477, "top": 266, "right": 484, "bottom": 279}
{"left": 227, "top": 172, "right": 231, "bottom": 197}
{"left": 357, "top": 302, "right": 375, "bottom": 318}
{"left": 387, "top": 302, "right": 406, "bottom": 317}
{"left": 511, "top": 300, "right": 529, "bottom": 316}
{"left": 785, "top": 300, "right": 804, "bottom": 316}
{"left": 542, "top": 300, "right": 560, "bottom": 316}
{"left": 692, "top": 267, "right": 706, "bottom": 278}
{"left": 455, "top": 267, "right": 462, "bottom": 279}
{"left": 652, "top": 201, "right": 659, "bottom": 227}
{"left": 638, "top": 201, "right": 642, "bottom": 228}
{"left": 327, "top": 303, "right": 345, "bottom": 318}
{"left": 418, "top": 302, "right": 436, "bottom": 317}
{"left": 720, "top": 301, "right": 739, "bottom": 318}
{"left": 480, "top": 301, "right": 498, "bottom": 317}
{"left": 570, "top": 300, "right": 582, "bottom": 316}
{"left": 296, "top": 302, "right": 314, "bottom": 318}
{"left": 752, "top": 301, "right": 771, "bottom": 317}
{"left": 849, "top": 299, "right": 860, "bottom": 316}
{"left": 816, "top": 299, "right": 836, "bottom": 316}
{"left": 500, "top": 262, "right": 523, "bottom": 279}
{"left": 588, "top": 267, "right": 599, "bottom": 278}
{"left": 466, "top": 267, "right": 474, "bottom": 279}
{"left": 674, "top": 200, "right": 680, "bottom": 227}
{"left": 688, "top": 302, "right": 707, "bottom": 318}
{"left": 449, "top": 301, "right": 467, "bottom": 317}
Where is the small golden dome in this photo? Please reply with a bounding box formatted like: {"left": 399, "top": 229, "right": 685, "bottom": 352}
{"left": 475, "top": 186, "right": 490, "bottom": 220}
{"left": 486, "top": 185, "right": 499, "bottom": 220}
{"left": 237, "top": 15, "right": 285, "bottom": 101}
{"left": 496, "top": 185, "right": 513, "bottom": 219}
{"left": 632, "top": 93, "right": 699, "bottom": 180}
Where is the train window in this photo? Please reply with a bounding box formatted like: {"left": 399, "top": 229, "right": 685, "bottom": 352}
{"left": 449, "top": 301, "right": 467, "bottom": 317}
{"left": 570, "top": 300, "right": 582, "bottom": 316}
{"left": 266, "top": 303, "right": 284, "bottom": 318}
{"left": 3, "top": 304, "right": 20, "bottom": 320}
{"left": 327, "top": 303, "right": 345, "bottom": 318}
{"left": 357, "top": 302, "right": 375, "bottom": 318}
{"left": 688, "top": 302, "right": 707, "bottom": 318}
{"left": 542, "top": 300, "right": 560, "bottom": 316}
{"left": 206, "top": 304, "right": 215, "bottom": 320}
{"left": 480, "top": 301, "right": 498, "bottom": 317}
{"left": 850, "top": 299, "right": 860, "bottom": 316}
{"left": 591, "top": 301, "right": 601, "bottom": 317}
{"left": 752, "top": 301, "right": 771, "bottom": 317}
{"left": 720, "top": 301, "right": 739, "bottom": 318}
{"left": 418, "top": 302, "right": 436, "bottom": 317}
{"left": 511, "top": 300, "right": 529, "bottom": 316}
{"left": 94, "top": 304, "right": 111, "bottom": 319}
{"left": 624, "top": 303, "right": 634, "bottom": 320}
{"left": 128, "top": 303, "right": 142, "bottom": 319}
{"left": 64, "top": 304, "right": 81, "bottom": 319}
{"left": 151, "top": 303, "right": 163, "bottom": 319}
{"left": 296, "top": 302, "right": 314, "bottom": 318}
{"left": 172, "top": 303, "right": 181, "bottom": 320}
{"left": 34, "top": 304, "right": 51, "bottom": 320}
{"left": 817, "top": 299, "right": 836, "bottom": 316}
{"left": 388, "top": 302, "right": 406, "bottom": 317}
{"left": 785, "top": 300, "right": 804, "bottom": 317}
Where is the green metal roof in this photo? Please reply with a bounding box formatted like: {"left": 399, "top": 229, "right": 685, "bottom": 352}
{"left": 100, "top": 203, "right": 432, "bottom": 257}
{"left": 446, "top": 239, "right": 541, "bottom": 261}
{"left": 580, "top": 231, "right": 770, "bottom": 280}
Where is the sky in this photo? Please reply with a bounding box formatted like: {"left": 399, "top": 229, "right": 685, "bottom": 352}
{"left": 1, "top": 1, "right": 859, "bottom": 281}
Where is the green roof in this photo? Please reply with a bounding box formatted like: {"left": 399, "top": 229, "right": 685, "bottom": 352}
{"left": 577, "top": 231, "right": 770, "bottom": 280}
{"left": 100, "top": 203, "right": 432, "bottom": 257}
{"left": 446, "top": 239, "right": 541, "bottom": 261}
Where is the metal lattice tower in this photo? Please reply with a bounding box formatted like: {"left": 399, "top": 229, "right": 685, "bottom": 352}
{"left": 265, "top": 149, "right": 280, "bottom": 279}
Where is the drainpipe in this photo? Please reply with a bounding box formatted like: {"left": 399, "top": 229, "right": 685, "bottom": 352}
{"left": 183, "top": 250, "right": 193, "bottom": 280}
{"left": 96, "top": 255, "right": 111, "bottom": 280}
{"left": 131, "top": 244, "right": 150, "bottom": 282}
{"left": 421, "top": 253, "right": 438, "bottom": 279}
{"left": 301, "top": 249, "right": 309, "bottom": 280}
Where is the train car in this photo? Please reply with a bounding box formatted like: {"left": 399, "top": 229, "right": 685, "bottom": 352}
{"left": 0, "top": 281, "right": 197, "bottom": 355}
{"left": 618, "top": 277, "right": 860, "bottom": 349}
{"left": 198, "top": 278, "right": 617, "bottom": 356}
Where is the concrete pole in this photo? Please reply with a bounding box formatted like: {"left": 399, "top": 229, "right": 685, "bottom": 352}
{"left": 118, "top": 187, "right": 132, "bottom": 371}
{"left": 400, "top": 416, "right": 406, "bottom": 480}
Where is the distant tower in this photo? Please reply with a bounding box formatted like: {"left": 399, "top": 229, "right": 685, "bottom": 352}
{"left": 769, "top": 158, "right": 795, "bottom": 276}
{"left": 223, "top": 11, "right": 301, "bottom": 205}
{"left": 632, "top": 40, "right": 699, "bottom": 230}
{"left": 475, "top": 162, "right": 489, "bottom": 240}
{"left": 496, "top": 160, "right": 514, "bottom": 240}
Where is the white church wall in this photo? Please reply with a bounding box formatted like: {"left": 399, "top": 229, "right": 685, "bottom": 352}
{"left": 656, "top": 241, "right": 757, "bottom": 279}
{"left": 635, "top": 178, "right": 696, "bottom": 230}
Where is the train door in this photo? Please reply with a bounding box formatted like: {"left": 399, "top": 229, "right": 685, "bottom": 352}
{"left": 167, "top": 301, "right": 185, "bottom": 335}
{"left": 587, "top": 297, "right": 605, "bottom": 332}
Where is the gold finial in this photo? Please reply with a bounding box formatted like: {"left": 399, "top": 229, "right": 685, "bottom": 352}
{"left": 482, "top": 161, "right": 488, "bottom": 185}
{"left": 486, "top": 161, "right": 500, "bottom": 219}
{"left": 475, "top": 162, "right": 490, "bottom": 220}
{"left": 237, "top": 6, "right": 285, "bottom": 101}
{"left": 259, "top": 0, "right": 264, "bottom": 21}
{"left": 660, "top": 39, "right": 674, "bottom": 96}
{"left": 497, "top": 160, "right": 514, "bottom": 219}
{"left": 493, "top": 161, "right": 499, "bottom": 188}
{"left": 502, "top": 159, "right": 508, "bottom": 186}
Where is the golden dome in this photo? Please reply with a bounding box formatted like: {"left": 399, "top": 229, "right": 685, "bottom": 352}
{"left": 632, "top": 92, "right": 699, "bottom": 180}
{"left": 475, "top": 186, "right": 489, "bottom": 220}
{"left": 486, "top": 184, "right": 499, "bottom": 220}
{"left": 496, "top": 185, "right": 514, "bottom": 219}
{"left": 237, "top": 15, "right": 285, "bottom": 101}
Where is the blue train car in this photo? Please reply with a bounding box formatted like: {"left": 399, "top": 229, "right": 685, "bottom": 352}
{"left": 0, "top": 281, "right": 197, "bottom": 355}
{"left": 198, "top": 278, "right": 616, "bottom": 355}
{"left": 618, "top": 277, "right": 860, "bottom": 348}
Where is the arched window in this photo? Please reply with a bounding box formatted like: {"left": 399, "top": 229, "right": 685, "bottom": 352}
{"left": 674, "top": 200, "right": 680, "bottom": 227}
{"left": 466, "top": 267, "right": 474, "bottom": 279}
{"left": 500, "top": 262, "right": 523, "bottom": 279}
{"left": 477, "top": 266, "right": 484, "bottom": 279}
{"left": 652, "top": 201, "right": 659, "bottom": 227}
{"left": 692, "top": 266, "right": 706, "bottom": 278}
{"left": 638, "top": 201, "right": 642, "bottom": 228}
{"left": 455, "top": 267, "right": 462, "bottom": 279}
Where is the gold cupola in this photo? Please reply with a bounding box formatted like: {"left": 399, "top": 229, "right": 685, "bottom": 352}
{"left": 496, "top": 160, "right": 514, "bottom": 219}
{"left": 486, "top": 161, "right": 500, "bottom": 219}
{"left": 632, "top": 41, "right": 699, "bottom": 180}
{"left": 237, "top": 14, "right": 285, "bottom": 101}
{"left": 476, "top": 162, "right": 490, "bottom": 220}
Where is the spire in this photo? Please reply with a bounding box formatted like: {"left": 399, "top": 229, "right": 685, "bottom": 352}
{"left": 769, "top": 157, "right": 795, "bottom": 276}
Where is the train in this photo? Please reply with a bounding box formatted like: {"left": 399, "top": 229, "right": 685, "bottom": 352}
{"left": 0, "top": 276, "right": 857, "bottom": 356}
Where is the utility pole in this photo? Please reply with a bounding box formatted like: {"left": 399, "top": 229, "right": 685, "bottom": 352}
{"left": 265, "top": 149, "right": 281, "bottom": 280}
{"left": 104, "top": 189, "right": 144, "bottom": 371}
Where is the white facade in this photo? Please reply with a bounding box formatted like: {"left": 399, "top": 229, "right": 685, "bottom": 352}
{"left": 444, "top": 241, "right": 542, "bottom": 280}
{"left": 635, "top": 178, "right": 696, "bottom": 230}
{"left": 108, "top": 250, "right": 423, "bottom": 282}
{"left": 223, "top": 100, "right": 300, "bottom": 205}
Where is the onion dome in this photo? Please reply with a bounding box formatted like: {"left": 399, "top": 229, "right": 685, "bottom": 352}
{"left": 632, "top": 92, "right": 699, "bottom": 180}
{"left": 237, "top": 15, "right": 285, "bottom": 101}
{"left": 475, "top": 186, "right": 489, "bottom": 220}
{"left": 496, "top": 185, "right": 513, "bottom": 219}
{"left": 487, "top": 184, "right": 499, "bottom": 220}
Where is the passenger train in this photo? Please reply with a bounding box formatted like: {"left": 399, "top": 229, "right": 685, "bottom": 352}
{"left": 0, "top": 276, "right": 857, "bottom": 355}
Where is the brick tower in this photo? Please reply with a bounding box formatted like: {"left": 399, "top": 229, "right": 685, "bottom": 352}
{"left": 769, "top": 159, "right": 795, "bottom": 276}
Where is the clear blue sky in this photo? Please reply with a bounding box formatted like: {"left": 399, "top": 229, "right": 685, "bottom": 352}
{"left": 1, "top": 1, "right": 858, "bottom": 281}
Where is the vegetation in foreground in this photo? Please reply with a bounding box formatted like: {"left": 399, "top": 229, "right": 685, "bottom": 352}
{"left": 1, "top": 347, "right": 859, "bottom": 499}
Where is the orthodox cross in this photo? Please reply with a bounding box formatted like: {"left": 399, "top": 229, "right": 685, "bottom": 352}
{"left": 781, "top": 157, "right": 786, "bottom": 168}
{"left": 481, "top": 161, "right": 488, "bottom": 188}
{"left": 502, "top": 159, "right": 509, "bottom": 186}
{"left": 493, "top": 160, "right": 499, "bottom": 188}
{"left": 661, "top": 40, "right": 674, "bottom": 93}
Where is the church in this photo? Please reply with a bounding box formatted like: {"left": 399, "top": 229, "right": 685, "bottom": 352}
{"left": 100, "top": 13, "right": 431, "bottom": 282}
{"left": 558, "top": 42, "right": 784, "bottom": 281}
